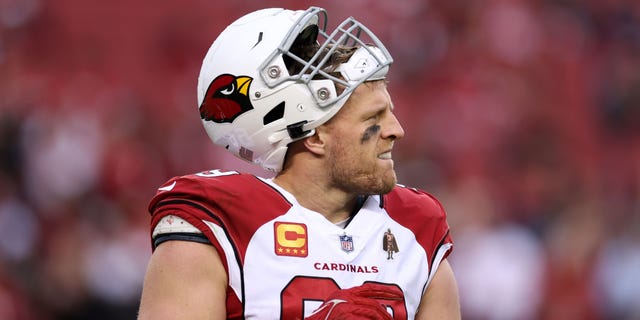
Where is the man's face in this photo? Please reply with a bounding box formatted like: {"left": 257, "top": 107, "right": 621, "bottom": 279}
{"left": 321, "top": 80, "right": 405, "bottom": 195}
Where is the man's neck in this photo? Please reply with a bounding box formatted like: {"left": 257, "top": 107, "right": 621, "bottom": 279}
{"left": 273, "top": 170, "right": 358, "bottom": 224}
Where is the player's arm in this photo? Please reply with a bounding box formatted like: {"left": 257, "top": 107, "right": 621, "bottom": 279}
{"left": 415, "top": 259, "right": 461, "bottom": 320}
{"left": 138, "top": 240, "right": 228, "bottom": 320}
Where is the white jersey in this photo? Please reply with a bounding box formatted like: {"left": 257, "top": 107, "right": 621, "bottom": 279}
{"left": 148, "top": 169, "right": 453, "bottom": 319}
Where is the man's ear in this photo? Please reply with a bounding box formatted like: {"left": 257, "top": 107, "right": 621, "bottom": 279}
{"left": 303, "top": 128, "right": 327, "bottom": 156}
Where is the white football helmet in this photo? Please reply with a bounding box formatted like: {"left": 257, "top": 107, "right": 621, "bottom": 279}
{"left": 197, "top": 6, "right": 393, "bottom": 172}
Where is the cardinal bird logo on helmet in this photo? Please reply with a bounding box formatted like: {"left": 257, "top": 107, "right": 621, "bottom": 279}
{"left": 200, "top": 74, "right": 254, "bottom": 123}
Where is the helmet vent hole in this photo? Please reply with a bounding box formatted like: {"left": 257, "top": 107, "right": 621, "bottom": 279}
{"left": 263, "top": 101, "right": 285, "bottom": 125}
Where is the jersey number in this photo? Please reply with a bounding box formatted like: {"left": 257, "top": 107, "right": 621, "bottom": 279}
{"left": 280, "top": 276, "right": 407, "bottom": 319}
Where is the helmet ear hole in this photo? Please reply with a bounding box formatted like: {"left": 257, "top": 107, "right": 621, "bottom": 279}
{"left": 284, "top": 24, "right": 319, "bottom": 75}
{"left": 294, "top": 24, "right": 319, "bottom": 46}
{"left": 263, "top": 101, "right": 286, "bottom": 125}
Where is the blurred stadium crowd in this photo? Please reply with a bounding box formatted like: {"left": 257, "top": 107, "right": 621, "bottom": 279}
{"left": 0, "top": 0, "right": 639, "bottom": 319}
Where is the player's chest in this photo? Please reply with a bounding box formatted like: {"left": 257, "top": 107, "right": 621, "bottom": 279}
{"left": 242, "top": 208, "right": 424, "bottom": 279}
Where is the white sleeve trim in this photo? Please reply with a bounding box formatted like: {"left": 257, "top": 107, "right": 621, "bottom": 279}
{"left": 425, "top": 242, "right": 454, "bottom": 290}
{"left": 152, "top": 214, "right": 202, "bottom": 237}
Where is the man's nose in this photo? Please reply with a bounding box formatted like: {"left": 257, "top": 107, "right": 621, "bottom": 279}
{"left": 384, "top": 113, "right": 405, "bottom": 140}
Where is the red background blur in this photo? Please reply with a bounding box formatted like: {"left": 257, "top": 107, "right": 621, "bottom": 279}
{"left": 1, "top": 0, "right": 639, "bottom": 319}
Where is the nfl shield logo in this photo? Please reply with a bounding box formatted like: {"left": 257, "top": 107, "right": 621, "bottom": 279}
{"left": 339, "top": 234, "right": 354, "bottom": 253}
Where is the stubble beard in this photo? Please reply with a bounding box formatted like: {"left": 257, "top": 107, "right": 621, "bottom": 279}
{"left": 329, "top": 158, "right": 397, "bottom": 195}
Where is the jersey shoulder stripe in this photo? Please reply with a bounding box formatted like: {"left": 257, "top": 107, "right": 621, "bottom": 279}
{"left": 148, "top": 170, "right": 292, "bottom": 256}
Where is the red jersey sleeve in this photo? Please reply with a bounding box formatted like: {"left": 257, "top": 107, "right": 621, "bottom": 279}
{"left": 147, "top": 170, "right": 291, "bottom": 261}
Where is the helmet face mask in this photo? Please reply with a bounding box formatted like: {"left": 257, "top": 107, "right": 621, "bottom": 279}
{"left": 197, "top": 6, "right": 393, "bottom": 172}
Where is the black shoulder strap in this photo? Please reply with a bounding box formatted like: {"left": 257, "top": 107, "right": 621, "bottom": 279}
{"left": 153, "top": 232, "right": 211, "bottom": 249}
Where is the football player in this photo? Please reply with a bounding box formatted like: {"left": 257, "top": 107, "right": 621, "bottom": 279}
{"left": 138, "top": 6, "right": 460, "bottom": 320}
